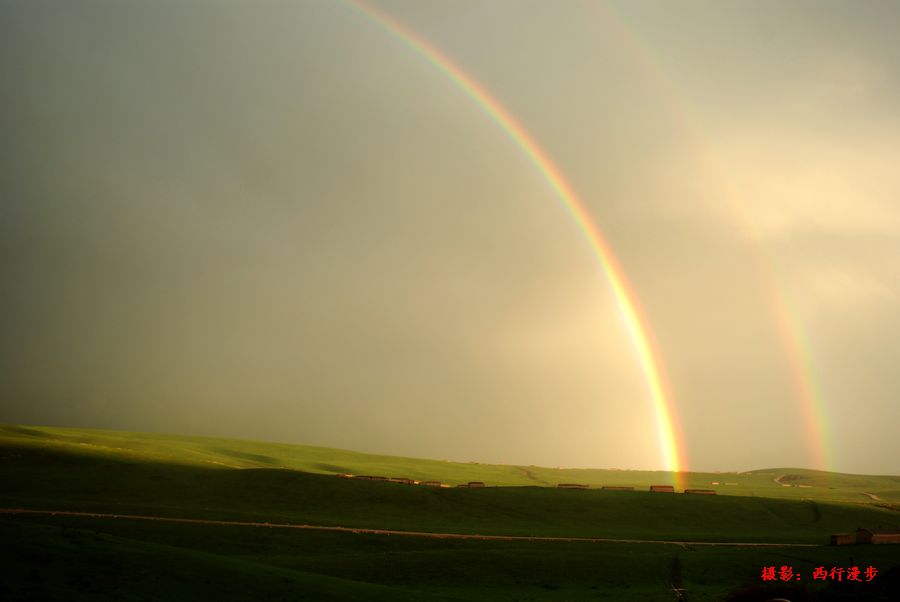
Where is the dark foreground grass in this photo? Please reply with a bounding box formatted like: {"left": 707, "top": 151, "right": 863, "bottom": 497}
{"left": 3, "top": 516, "right": 899, "bottom": 601}
{"left": 0, "top": 518, "right": 460, "bottom": 601}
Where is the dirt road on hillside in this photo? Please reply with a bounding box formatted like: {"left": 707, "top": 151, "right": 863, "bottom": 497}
{"left": 0, "top": 508, "right": 820, "bottom": 548}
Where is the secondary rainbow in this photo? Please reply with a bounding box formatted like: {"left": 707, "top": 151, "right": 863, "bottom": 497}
{"left": 347, "top": 0, "right": 687, "bottom": 478}
{"left": 589, "top": 3, "right": 831, "bottom": 471}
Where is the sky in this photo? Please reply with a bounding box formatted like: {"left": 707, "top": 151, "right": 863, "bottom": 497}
{"left": 2, "top": 0, "right": 899, "bottom": 474}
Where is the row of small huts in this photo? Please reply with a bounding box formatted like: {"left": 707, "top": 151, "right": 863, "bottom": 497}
{"left": 558, "top": 484, "right": 716, "bottom": 494}
{"left": 340, "top": 475, "right": 714, "bottom": 494}
{"left": 340, "top": 475, "right": 486, "bottom": 488}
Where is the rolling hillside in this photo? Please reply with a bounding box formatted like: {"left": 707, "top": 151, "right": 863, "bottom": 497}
{"left": 3, "top": 424, "right": 898, "bottom": 503}
{"left": 2, "top": 423, "right": 899, "bottom": 601}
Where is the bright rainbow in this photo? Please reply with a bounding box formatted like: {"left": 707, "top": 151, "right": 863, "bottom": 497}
{"left": 347, "top": 0, "right": 687, "bottom": 480}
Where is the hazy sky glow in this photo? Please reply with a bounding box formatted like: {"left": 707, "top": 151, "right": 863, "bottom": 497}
{"left": 2, "top": 0, "right": 899, "bottom": 473}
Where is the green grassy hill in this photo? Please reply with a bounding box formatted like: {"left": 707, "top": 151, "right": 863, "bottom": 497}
{"left": 3, "top": 424, "right": 898, "bottom": 503}
{"left": 2, "top": 423, "right": 899, "bottom": 601}
{"left": 3, "top": 446, "right": 899, "bottom": 543}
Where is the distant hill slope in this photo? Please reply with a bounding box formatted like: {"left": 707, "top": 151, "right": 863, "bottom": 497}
{"left": 3, "top": 444, "right": 899, "bottom": 544}
{"left": 1, "top": 423, "right": 898, "bottom": 503}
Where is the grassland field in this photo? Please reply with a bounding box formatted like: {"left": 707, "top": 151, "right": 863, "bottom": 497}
{"left": 1, "top": 424, "right": 898, "bottom": 601}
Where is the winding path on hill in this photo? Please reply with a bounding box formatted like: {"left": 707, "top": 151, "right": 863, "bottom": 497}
{"left": 0, "top": 508, "right": 821, "bottom": 548}
{"left": 513, "top": 466, "right": 549, "bottom": 485}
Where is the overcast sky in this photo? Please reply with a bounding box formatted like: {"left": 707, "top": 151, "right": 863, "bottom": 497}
{"left": 2, "top": 0, "right": 899, "bottom": 474}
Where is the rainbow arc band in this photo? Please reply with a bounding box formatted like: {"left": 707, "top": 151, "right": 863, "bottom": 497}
{"left": 347, "top": 0, "right": 686, "bottom": 481}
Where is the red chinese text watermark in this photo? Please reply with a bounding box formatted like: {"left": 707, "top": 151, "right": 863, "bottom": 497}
{"left": 761, "top": 565, "right": 877, "bottom": 582}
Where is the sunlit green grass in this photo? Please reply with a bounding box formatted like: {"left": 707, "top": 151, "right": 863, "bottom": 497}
{"left": 3, "top": 423, "right": 898, "bottom": 503}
